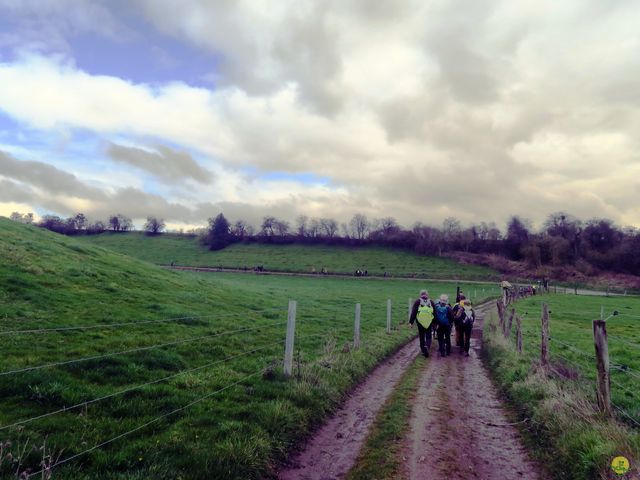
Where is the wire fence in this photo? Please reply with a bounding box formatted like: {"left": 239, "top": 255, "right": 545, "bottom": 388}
{"left": 494, "top": 298, "right": 640, "bottom": 430}
{"left": 0, "top": 297, "right": 416, "bottom": 478}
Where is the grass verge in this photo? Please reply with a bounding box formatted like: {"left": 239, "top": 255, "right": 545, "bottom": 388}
{"left": 482, "top": 299, "right": 640, "bottom": 480}
{"left": 345, "top": 354, "right": 424, "bottom": 480}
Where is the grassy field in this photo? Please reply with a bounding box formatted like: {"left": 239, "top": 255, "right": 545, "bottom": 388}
{"left": 77, "top": 232, "right": 499, "bottom": 280}
{"left": 483, "top": 293, "right": 640, "bottom": 479}
{"left": 0, "top": 218, "right": 498, "bottom": 479}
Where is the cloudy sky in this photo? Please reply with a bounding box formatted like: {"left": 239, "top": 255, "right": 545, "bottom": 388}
{"left": 0, "top": 0, "right": 639, "bottom": 231}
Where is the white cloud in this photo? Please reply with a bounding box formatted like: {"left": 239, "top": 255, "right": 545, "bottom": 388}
{"left": 0, "top": 1, "right": 639, "bottom": 229}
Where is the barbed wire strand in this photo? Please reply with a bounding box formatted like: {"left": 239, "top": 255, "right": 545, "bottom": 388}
{"left": 612, "top": 402, "right": 640, "bottom": 429}
{"left": 610, "top": 365, "right": 640, "bottom": 381}
{"left": 607, "top": 335, "right": 640, "bottom": 350}
{"left": 610, "top": 377, "right": 640, "bottom": 400}
{"left": 0, "top": 307, "right": 286, "bottom": 335}
{"left": 0, "top": 339, "right": 286, "bottom": 432}
{"left": 548, "top": 337, "right": 594, "bottom": 358}
{"left": 26, "top": 368, "right": 265, "bottom": 479}
{"left": 0, "top": 320, "right": 286, "bottom": 377}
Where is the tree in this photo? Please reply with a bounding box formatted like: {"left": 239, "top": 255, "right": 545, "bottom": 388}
{"left": 231, "top": 219, "right": 251, "bottom": 239}
{"left": 319, "top": 218, "right": 338, "bottom": 238}
{"left": 296, "top": 215, "right": 308, "bottom": 237}
{"left": 260, "top": 216, "right": 276, "bottom": 236}
{"left": 349, "top": 213, "right": 369, "bottom": 240}
{"left": 505, "top": 216, "right": 530, "bottom": 260}
{"left": 543, "top": 212, "right": 581, "bottom": 260}
{"left": 144, "top": 216, "right": 165, "bottom": 235}
{"left": 108, "top": 215, "right": 120, "bottom": 232}
{"left": 442, "top": 217, "right": 462, "bottom": 250}
{"left": 582, "top": 218, "right": 621, "bottom": 253}
{"left": 273, "top": 219, "right": 290, "bottom": 237}
{"left": 207, "top": 213, "right": 231, "bottom": 250}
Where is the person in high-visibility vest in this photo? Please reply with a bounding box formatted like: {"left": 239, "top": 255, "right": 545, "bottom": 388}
{"left": 409, "top": 289, "right": 436, "bottom": 357}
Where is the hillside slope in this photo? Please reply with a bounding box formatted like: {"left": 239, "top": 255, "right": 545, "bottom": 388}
{"left": 0, "top": 218, "right": 435, "bottom": 479}
{"left": 78, "top": 231, "right": 500, "bottom": 280}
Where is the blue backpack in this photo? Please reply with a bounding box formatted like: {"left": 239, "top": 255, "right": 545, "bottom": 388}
{"left": 435, "top": 304, "right": 450, "bottom": 327}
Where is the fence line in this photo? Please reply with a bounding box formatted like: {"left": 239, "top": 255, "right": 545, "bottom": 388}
{"left": 499, "top": 298, "right": 639, "bottom": 426}
{"left": 0, "top": 307, "right": 287, "bottom": 336}
{"left": 0, "top": 339, "right": 286, "bottom": 432}
{"left": 0, "top": 320, "right": 287, "bottom": 377}
{"left": 26, "top": 368, "right": 266, "bottom": 479}
{"left": 1, "top": 294, "right": 436, "bottom": 477}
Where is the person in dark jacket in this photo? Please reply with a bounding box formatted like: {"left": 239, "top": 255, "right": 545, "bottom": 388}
{"left": 452, "top": 295, "right": 475, "bottom": 356}
{"left": 409, "top": 289, "right": 436, "bottom": 357}
{"left": 434, "top": 294, "right": 453, "bottom": 357}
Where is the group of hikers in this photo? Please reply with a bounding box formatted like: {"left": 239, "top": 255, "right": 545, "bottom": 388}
{"left": 408, "top": 290, "right": 475, "bottom": 358}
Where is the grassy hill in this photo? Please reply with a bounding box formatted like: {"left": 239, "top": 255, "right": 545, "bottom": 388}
{"left": 77, "top": 231, "right": 500, "bottom": 280}
{"left": 0, "top": 218, "right": 498, "bottom": 479}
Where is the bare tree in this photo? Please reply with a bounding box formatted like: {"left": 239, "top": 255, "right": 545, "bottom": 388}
{"left": 296, "top": 215, "right": 308, "bottom": 237}
{"left": 349, "top": 213, "right": 370, "bottom": 240}
{"left": 308, "top": 217, "right": 321, "bottom": 238}
{"left": 144, "top": 216, "right": 165, "bottom": 235}
{"left": 260, "top": 216, "right": 276, "bottom": 236}
{"left": 273, "top": 219, "right": 290, "bottom": 236}
{"left": 319, "top": 218, "right": 338, "bottom": 238}
{"left": 231, "top": 219, "right": 251, "bottom": 239}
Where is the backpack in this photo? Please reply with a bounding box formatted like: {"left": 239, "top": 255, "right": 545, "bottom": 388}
{"left": 463, "top": 306, "right": 474, "bottom": 325}
{"left": 434, "top": 304, "right": 450, "bottom": 327}
{"left": 416, "top": 302, "right": 433, "bottom": 328}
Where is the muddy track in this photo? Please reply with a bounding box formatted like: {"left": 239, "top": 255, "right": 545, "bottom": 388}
{"left": 278, "top": 339, "right": 419, "bottom": 480}
{"left": 403, "top": 302, "right": 543, "bottom": 480}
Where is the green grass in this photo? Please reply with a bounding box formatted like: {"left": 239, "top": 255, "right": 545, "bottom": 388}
{"left": 346, "top": 355, "right": 424, "bottom": 480}
{"left": 0, "top": 218, "right": 498, "bottom": 479}
{"left": 483, "top": 293, "right": 640, "bottom": 479}
{"left": 77, "top": 232, "right": 499, "bottom": 280}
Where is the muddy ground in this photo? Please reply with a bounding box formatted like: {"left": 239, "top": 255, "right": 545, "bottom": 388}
{"left": 278, "top": 300, "right": 544, "bottom": 479}
{"left": 403, "top": 303, "right": 542, "bottom": 480}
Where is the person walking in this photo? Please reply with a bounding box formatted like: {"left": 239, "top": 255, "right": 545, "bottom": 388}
{"left": 409, "top": 289, "right": 436, "bottom": 357}
{"left": 453, "top": 295, "right": 475, "bottom": 356}
{"left": 434, "top": 294, "right": 453, "bottom": 357}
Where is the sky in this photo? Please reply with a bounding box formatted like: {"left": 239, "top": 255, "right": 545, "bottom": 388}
{"left": 0, "top": 0, "right": 639, "bottom": 232}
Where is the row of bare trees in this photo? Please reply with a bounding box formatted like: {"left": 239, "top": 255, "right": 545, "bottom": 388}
{"left": 10, "top": 211, "right": 164, "bottom": 236}
{"left": 10, "top": 209, "right": 640, "bottom": 275}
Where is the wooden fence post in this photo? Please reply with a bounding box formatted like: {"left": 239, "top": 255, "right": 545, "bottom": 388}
{"left": 284, "top": 300, "right": 297, "bottom": 376}
{"left": 593, "top": 320, "right": 612, "bottom": 416}
{"left": 387, "top": 299, "right": 392, "bottom": 333}
{"left": 516, "top": 315, "right": 523, "bottom": 353}
{"left": 354, "top": 303, "right": 361, "bottom": 349}
{"left": 541, "top": 303, "right": 549, "bottom": 367}
{"left": 505, "top": 308, "right": 515, "bottom": 339}
{"left": 496, "top": 300, "right": 505, "bottom": 332}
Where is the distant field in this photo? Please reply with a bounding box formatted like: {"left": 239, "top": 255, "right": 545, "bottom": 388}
{"left": 78, "top": 232, "right": 500, "bottom": 280}
{"left": 0, "top": 218, "right": 499, "bottom": 479}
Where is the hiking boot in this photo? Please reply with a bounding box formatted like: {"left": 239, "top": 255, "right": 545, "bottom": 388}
{"left": 464, "top": 351, "right": 470, "bottom": 357}
{"left": 423, "top": 349, "right": 429, "bottom": 358}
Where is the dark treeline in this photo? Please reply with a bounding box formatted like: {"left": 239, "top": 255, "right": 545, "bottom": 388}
{"left": 10, "top": 210, "right": 640, "bottom": 276}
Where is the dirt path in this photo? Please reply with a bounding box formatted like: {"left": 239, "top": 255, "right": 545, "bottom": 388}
{"left": 403, "top": 303, "right": 543, "bottom": 480}
{"left": 278, "top": 339, "right": 419, "bottom": 480}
